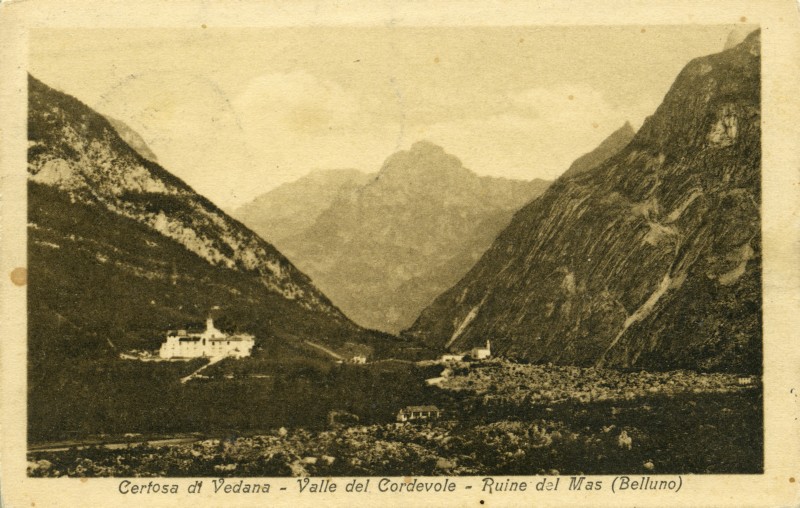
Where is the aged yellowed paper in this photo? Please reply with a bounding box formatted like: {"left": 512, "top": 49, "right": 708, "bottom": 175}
{"left": 1, "top": 0, "right": 799, "bottom": 506}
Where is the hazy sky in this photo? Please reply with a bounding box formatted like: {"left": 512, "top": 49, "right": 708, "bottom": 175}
{"left": 30, "top": 26, "right": 742, "bottom": 208}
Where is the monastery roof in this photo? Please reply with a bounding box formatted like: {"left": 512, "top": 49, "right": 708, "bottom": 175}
{"left": 176, "top": 333, "right": 253, "bottom": 341}
{"left": 208, "top": 334, "right": 253, "bottom": 341}
{"left": 401, "top": 405, "right": 441, "bottom": 413}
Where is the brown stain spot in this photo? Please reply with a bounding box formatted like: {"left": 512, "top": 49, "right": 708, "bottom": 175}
{"left": 568, "top": 95, "right": 574, "bottom": 101}
{"left": 519, "top": 37, "right": 524, "bottom": 43}
{"left": 592, "top": 122, "right": 599, "bottom": 128}
{"left": 10, "top": 267, "right": 27, "bottom": 286}
{"left": 403, "top": 476, "right": 412, "bottom": 484}
{"left": 434, "top": 56, "right": 440, "bottom": 64}
{"left": 201, "top": 23, "right": 207, "bottom": 29}
{"left": 80, "top": 477, "right": 88, "bottom": 483}
{"left": 790, "top": 477, "right": 796, "bottom": 483}
{"left": 641, "top": 28, "right": 646, "bottom": 33}
{"left": 740, "top": 16, "right": 747, "bottom": 22}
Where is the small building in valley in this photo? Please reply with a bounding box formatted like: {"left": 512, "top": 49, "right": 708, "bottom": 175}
{"left": 159, "top": 317, "right": 255, "bottom": 359}
{"left": 470, "top": 340, "right": 492, "bottom": 360}
{"left": 396, "top": 405, "right": 443, "bottom": 422}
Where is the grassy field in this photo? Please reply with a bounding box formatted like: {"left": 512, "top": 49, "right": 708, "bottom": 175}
{"left": 29, "top": 356, "right": 442, "bottom": 444}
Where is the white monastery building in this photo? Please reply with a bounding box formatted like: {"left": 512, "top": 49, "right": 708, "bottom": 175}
{"left": 159, "top": 317, "right": 255, "bottom": 359}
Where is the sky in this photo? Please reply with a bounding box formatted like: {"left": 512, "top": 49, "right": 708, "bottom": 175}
{"left": 30, "top": 25, "right": 744, "bottom": 209}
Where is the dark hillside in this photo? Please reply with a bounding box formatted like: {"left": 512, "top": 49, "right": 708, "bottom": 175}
{"left": 406, "top": 31, "right": 761, "bottom": 374}
{"left": 27, "top": 75, "right": 404, "bottom": 442}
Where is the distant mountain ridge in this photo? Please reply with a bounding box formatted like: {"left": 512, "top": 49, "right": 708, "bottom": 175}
{"left": 243, "top": 140, "right": 551, "bottom": 333}
{"left": 561, "top": 122, "right": 635, "bottom": 180}
{"left": 405, "top": 31, "right": 762, "bottom": 374}
{"left": 104, "top": 116, "right": 159, "bottom": 163}
{"left": 232, "top": 168, "right": 373, "bottom": 253}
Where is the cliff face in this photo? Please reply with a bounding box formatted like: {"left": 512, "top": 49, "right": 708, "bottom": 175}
{"left": 405, "top": 31, "right": 761, "bottom": 374}
{"left": 27, "top": 75, "right": 382, "bottom": 364}
{"left": 272, "top": 141, "right": 550, "bottom": 333}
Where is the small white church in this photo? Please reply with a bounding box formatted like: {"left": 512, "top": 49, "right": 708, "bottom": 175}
{"left": 470, "top": 340, "right": 492, "bottom": 360}
{"left": 159, "top": 317, "right": 255, "bottom": 359}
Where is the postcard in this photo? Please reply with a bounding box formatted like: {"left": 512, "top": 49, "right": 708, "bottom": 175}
{"left": 1, "top": 0, "right": 798, "bottom": 506}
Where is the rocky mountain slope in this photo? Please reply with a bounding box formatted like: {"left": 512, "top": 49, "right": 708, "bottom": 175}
{"left": 231, "top": 168, "right": 373, "bottom": 252}
{"left": 268, "top": 141, "right": 550, "bottom": 333}
{"left": 27, "top": 75, "right": 386, "bottom": 366}
{"left": 405, "top": 31, "right": 762, "bottom": 374}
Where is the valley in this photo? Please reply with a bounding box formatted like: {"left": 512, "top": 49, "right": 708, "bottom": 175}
{"left": 28, "top": 358, "right": 761, "bottom": 476}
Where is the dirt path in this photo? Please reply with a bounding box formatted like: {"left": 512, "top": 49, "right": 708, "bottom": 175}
{"left": 180, "top": 356, "right": 225, "bottom": 383}
{"left": 29, "top": 437, "right": 201, "bottom": 453}
{"left": 303, "top": 340, "right": 344, "bottom": 360}
{"left": 372, "top": 358, "right": 414, "bottom": 365}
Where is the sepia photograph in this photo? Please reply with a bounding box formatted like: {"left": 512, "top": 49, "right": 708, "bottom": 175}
{"left": 2, "top": 1, "right": 799, "bottom": 506}
{"left": 23, "top": 23, "right": 764, "bottom": 478}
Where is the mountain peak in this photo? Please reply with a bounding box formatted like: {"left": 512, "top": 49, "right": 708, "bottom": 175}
{"left": 634, "top": 29, "right": 759, "bottom": 151}
{"left": 268, "top": 141, "right": 551, "bottom": 333}
{"left": 376, "top": 140, "right": 469, "bottom": 183}
{"left": 409, "top": 140, "right": 446, "bottom": 154}
{"left": 615, "top": 121, "right": 635, "bottom": 139}
{"left": 723, "top": 27, "right": 757, "bottom": 50}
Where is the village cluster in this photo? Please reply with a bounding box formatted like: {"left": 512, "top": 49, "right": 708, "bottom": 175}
{"left": 436, "top": 358, "right": 756, "bottom": 406}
